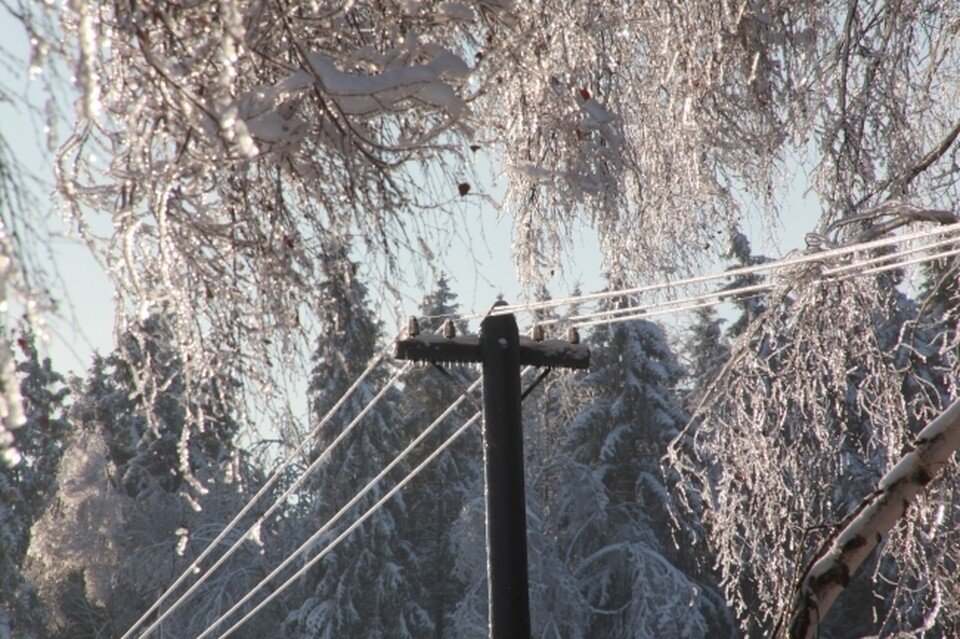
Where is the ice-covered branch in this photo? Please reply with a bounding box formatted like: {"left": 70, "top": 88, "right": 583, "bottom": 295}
{"left": 779, "top": 396, "right": 960, "bottom": 639}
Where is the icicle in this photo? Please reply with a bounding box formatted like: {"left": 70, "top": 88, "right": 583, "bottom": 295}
{"left": 71, "top": 0, "right": 101, "bottom": 121}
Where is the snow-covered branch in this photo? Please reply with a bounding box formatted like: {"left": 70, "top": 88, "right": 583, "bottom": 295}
{"left": 779, "top": 397, "right": 960, "bottom": 639}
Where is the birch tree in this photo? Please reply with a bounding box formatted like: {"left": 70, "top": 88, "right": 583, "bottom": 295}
{"left": 15, "top": 1, "right": 960, "bottom": 634}
{"left": 30, "top": 0, "right": 957, "bottom": 410}
{"left": 671, "top": 267, "right": 960, "bottom": 636}
{"left": 778, "top": 397, "right": 960, "bottom": 639}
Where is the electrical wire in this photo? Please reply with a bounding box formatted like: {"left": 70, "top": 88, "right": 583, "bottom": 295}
{"left": 426, "top": 221, "right": 960, "bottom": 324}
{"left": 211, "top": 411, "right": 485, "bottom": 639}
{"left": 852, "top": 246, "right": 960, "bottom": 280}
{"left": 823, "top": 233, "right": 960, "bottom": 277}
{"left": 493, "top": 221, "right": 960, "bottom": 319}
{"left": 195, "top": 376, "right": 486, "bottom": 639}
{"left": 133, "top": 357, "right": 412, "bottom": 639}
{"left": 543, "top": 282, "right": 774, "bottom": 327}
{"left": 574, "top": 298, "right": 746, "bottom": 329}
{"left": 123, "top": 350, "right": 389, "bottom": 639}
{"left": 570, "top": 240, "right": 960, "bottom": 329}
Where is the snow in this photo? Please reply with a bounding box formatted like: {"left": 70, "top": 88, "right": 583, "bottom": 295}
{"left": 514, "top": 164, "right": 555, "bottom": 181}
{"left": 175, "top": 526, "right": 189, "bottom": 556}
{"left": 411, "top": 332, "right": 478, "bottom": 346}
{"left": 246, "top": 111, "right": 290, "bottom": 142}
{"left": 0, "top": 335, "right": 25, "bottom": 466}
{"left": 275, "top": 51, "right": 471, "bottom": 118}
{"left": 581, "top": 97, "right": 616, "bottom": 125}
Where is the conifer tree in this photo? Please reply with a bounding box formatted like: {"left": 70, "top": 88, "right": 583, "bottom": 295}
{"left": 684, "top": 305, "right": 730, "bottom": 393}
{"left": 284, "top": 244, "right": 431, "bottom": 639}
{"left": 396, "top": 273, "right": 481, "bottom": 639}
{"left": 0, "top": 327, "right": 70, "bottom": 638}
{"left": 26, "top": 315, "right": 265, "bottom": 638}
{"left": 724, "top": 228, "right": 770, "bottom": 340}
{"left": 562, "top": 300, "right": 732, "bottom": 637}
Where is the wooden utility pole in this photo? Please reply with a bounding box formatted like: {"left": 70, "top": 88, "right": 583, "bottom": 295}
{"left": 395, "top": 303, "right": 589, "bottom": 639}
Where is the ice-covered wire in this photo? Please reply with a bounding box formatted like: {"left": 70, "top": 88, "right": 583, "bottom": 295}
{"left": 195, "top": 376, "right": 486, "bottom": 639}
{"left": 124, "top": 350, "right": 389, "bottom": 639}
{"left": 209, "top": 411, "right": 484, "bottom": 639}
{"left": 850, "top": 246, "right": 960, "bottom": 280}
{"left": 427, "top": 221, "right": 960, "bottom": 323}
{"left": 573, "top": 298, "right": 743, "bottom": 328}
{"left": 493, "top": 221, "right": 960, "bottom": 318}
{"left": 823, "top": 233, "right": 960, "bottom": 278}
{"left": 133, "top": 356, "right": 412, "bottom": 639}
{"left": 543, "top": 282, "right": 774, "bottom": 327}
{"left": 572, "top": 239, "right": 960, "bottom": 329}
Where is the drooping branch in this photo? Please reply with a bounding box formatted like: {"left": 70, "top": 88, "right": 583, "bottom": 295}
{"left": 777, "top": 396, "right": 960, "bottom": 639}
{"left": 825, "top": 200, "right": 958, "bottom": 244}
{"left": 900, "top": 118, "right": 960, "bottom": 191}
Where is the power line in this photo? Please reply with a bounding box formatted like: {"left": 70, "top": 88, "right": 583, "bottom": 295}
{"left": 823, "top": 233, "right": 960, "bottom": 278}
{"left": 547, "top": 282, "right": 773, "bottom": 327}
{"left": 852, "top": 246, "right": 960, "bottom": 280}
{"left": 429, "top": 221, "right": 960, "bottom": 323}
{"left": 574, "top": 298, "right": 749, "bottom": 329}
{"left": 211, "top": 410, "right": 484, "bottom": 639}
{"left": 571, "top": 239, "right": 960, "bottom": 329}
{"left": 498, "top": 221, "right": 960, "bottom": 318}
{"left": 195, "top": 376, "right": 486, "bottom": 639}
{"left": 123, "top": 350, "right": 388, "bottom": 639}
{"left": 133, "top": 357, "right": 411, "bottom": 639}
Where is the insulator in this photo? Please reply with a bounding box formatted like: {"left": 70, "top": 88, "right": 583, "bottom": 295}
{"left": 565, "top": 326, "right": 580, "bottom": 344}
{"left": 442, "top": 319, "right": 456, "bottom": 339}
{"left": 407, "top": 316, "right": 421, "bottom": 337}
{"left": 532, "top": 324, "right": 545, "bottom": 341}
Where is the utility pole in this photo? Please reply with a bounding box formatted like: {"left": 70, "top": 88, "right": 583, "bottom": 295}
{"left": 395, "top": 302, "right": 589, "bottom": 639}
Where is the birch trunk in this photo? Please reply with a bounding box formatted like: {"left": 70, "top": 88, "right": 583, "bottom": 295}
{"left": 779, "top": 397, "right": 960, "bottom": 639}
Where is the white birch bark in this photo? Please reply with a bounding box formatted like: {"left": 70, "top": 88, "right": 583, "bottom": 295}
{"left": 780, "top": 397, "right": 960, "bottom": 639}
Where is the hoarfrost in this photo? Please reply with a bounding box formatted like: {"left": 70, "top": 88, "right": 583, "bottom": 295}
{"left": 175, "top": 526, "right": 190, "bottom": 557}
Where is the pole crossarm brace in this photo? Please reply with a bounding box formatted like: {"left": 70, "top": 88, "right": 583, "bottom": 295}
{"left": 395, "top": 334, "right": 590, "bottom": 369}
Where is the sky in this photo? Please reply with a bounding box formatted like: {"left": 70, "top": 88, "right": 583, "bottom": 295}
{"left": 0, "top": 8, "right": 822, "bottom": 381}
{"left": 0, "top": 10, "right": 116, "bottom": 373}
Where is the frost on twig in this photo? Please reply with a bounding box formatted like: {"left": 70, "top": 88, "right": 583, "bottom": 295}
{"left": 46, "top": 0, "right": 484, "bottom": 429}
{"left": 779, "top": 397, "right": 960, "bottom": 639}
{"left": 669, "top": 261, "right": 960, "bottom": 635}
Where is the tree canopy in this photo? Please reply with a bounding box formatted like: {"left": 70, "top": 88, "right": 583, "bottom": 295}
{"left": 3, "top": 1, "right": 960, "bottom": 637}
